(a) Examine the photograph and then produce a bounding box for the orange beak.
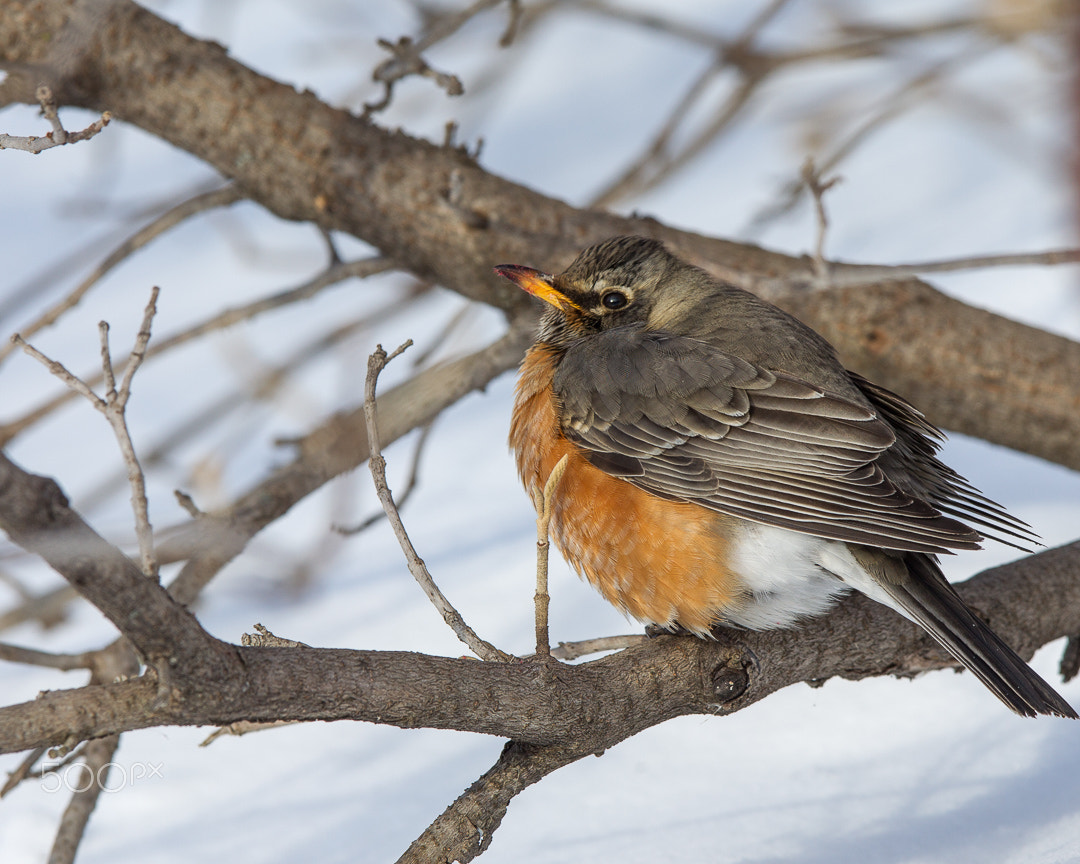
[493,264,582,312]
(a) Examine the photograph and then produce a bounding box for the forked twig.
[13,288,161,578]
[0,85,111,154]
[801,156,841,287]
[364,342,510,662]
[0,256,391,445]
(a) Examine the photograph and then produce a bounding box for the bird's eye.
[601,290,628,310]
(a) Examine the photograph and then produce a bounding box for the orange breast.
[509,344,743,634]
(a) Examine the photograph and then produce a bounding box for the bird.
[495,235,1076,719]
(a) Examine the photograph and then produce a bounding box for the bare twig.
[590,0,791,207]
[551,634,648,661]
[0,85,111,154]
[199,720,298,747]
[0,585,76,634]
[336,420,435,536]
[105,293,158,577]
[13,288,161,578]
[46,735,120,864]
[0,746,48,798]
[83,308,383,518]
[173,490,202,518]
[819,247,1080,288]
[532,454,569,657]
[0,642,92,670]
[748,42,993,233]
[0,185,242,365]
[801,156,841,286]
[365,0,521,113]
[499,0,524,46]
[0,256,392,445]
[364,342,511,663]
[365,36,464,114]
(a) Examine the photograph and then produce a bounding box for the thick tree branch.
[398,740,592,864]
[0,452,234,677]
[3,0,1079,473]
[1,543,1075,756]
[47,735,120,864]
[2,450,1076,757]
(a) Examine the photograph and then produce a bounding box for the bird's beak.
[493,264,582,312]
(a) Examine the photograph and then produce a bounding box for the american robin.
[496,235,1076,718]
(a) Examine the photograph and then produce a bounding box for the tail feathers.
[884,555,1076,719]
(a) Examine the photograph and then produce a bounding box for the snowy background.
[2,1,1079,861]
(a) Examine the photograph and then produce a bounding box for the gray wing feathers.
[553,326,1027,554]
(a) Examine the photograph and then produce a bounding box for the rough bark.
[2,0,1079,472]
[1,451,1077,758]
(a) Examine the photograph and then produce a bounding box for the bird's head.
[495,236,702,347]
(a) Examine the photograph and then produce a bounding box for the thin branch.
[199,720,298,747]
[499,0,524,46]
[552,634,648,662]
[0,85,111,154]
[158,322,533,608]
[801,156,841,287]
[0,746,48,798]
[46,735,120,864]
[0,642,92,670]
[0,585,76,634]
[102,291,158,577]
[363,342,511,663]
[0,185,243,365]
[590,0,792,207]
[821,247,1080,288]
[748,41,994,233]
[365,36,463,114]
[364,0,511,114]
[335,420,435,536]
[14,288,161,578]
[0,256,392,445]
[11,335,104,406]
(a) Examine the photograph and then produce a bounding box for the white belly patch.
[723,522,888,630]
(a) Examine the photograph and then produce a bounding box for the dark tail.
[883,554,1076,718]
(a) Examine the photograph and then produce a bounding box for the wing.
[553,326,1008,555]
